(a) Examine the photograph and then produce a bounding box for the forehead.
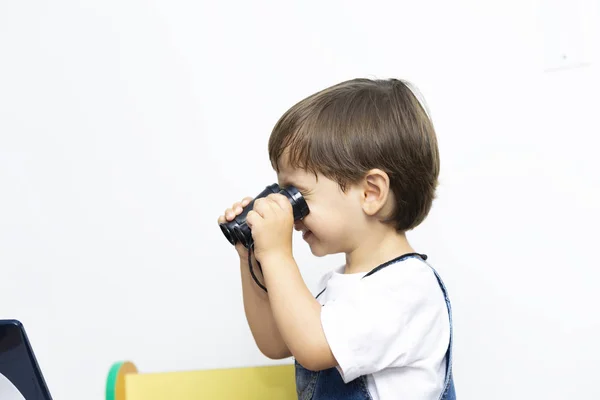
[276,156,315,188]
[276,162,302,185]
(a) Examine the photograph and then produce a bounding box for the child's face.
[277,161,366,257]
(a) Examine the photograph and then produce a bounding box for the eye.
[299,188,312,197]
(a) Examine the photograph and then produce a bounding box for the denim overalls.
[295,253,457,400]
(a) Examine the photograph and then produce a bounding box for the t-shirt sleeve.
[320,262,449,383]
[314,268,336,298]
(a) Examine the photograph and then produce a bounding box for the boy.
[218,78,455,399]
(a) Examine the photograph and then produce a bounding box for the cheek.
[304,204,351,239]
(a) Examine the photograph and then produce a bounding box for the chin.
[307,237,346,257]
[310,249,328,257]
[308,244,328,257]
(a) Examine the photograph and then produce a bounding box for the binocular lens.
[220,224,236,245]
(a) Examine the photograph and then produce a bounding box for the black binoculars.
[219,184,310,249]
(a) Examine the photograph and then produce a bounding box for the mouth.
[302,230,312,241]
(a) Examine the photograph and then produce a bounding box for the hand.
[246,194,294,264]
[218,196,253,259]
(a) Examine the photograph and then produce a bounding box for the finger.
[264,196,281,214]
[260,197,280,218]
[269,193,292,213]
[253,198,267,217]
[246,210,260,228]
[234,197,253,215]
[232,202,244,215]
[217,214,226,224]
[225,208,235,221]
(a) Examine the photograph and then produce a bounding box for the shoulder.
[321,257,447,316]
[363,257,442,295]
[315,264,344,293]
[354,257,449,323]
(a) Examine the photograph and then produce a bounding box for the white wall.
[1,1,599,399]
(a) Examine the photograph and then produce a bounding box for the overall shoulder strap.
[362,253,428,278]
[315,253,428,300]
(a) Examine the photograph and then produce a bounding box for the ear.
[359,169,391,217]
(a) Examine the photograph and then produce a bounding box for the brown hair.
[268,78,439,231]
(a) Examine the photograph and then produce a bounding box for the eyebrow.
[279,179,306,191]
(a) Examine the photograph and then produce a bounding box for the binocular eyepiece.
[219,183,310,249]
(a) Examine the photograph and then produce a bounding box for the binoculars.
[219,184,310,249]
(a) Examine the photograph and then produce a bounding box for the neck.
[344,228,414,274]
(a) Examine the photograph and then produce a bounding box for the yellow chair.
[106,361,297,400]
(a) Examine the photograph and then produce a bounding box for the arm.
[245,194,337,371]
[218,197,290,360]
[260,253,337,371]
[239,252,292,360]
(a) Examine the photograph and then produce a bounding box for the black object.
[219,183,309,249]
[219,183,309,293]
[0,319,53,400]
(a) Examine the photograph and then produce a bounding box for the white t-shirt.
[318,256,450,400]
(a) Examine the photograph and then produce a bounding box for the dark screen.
[0,321,52,400]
